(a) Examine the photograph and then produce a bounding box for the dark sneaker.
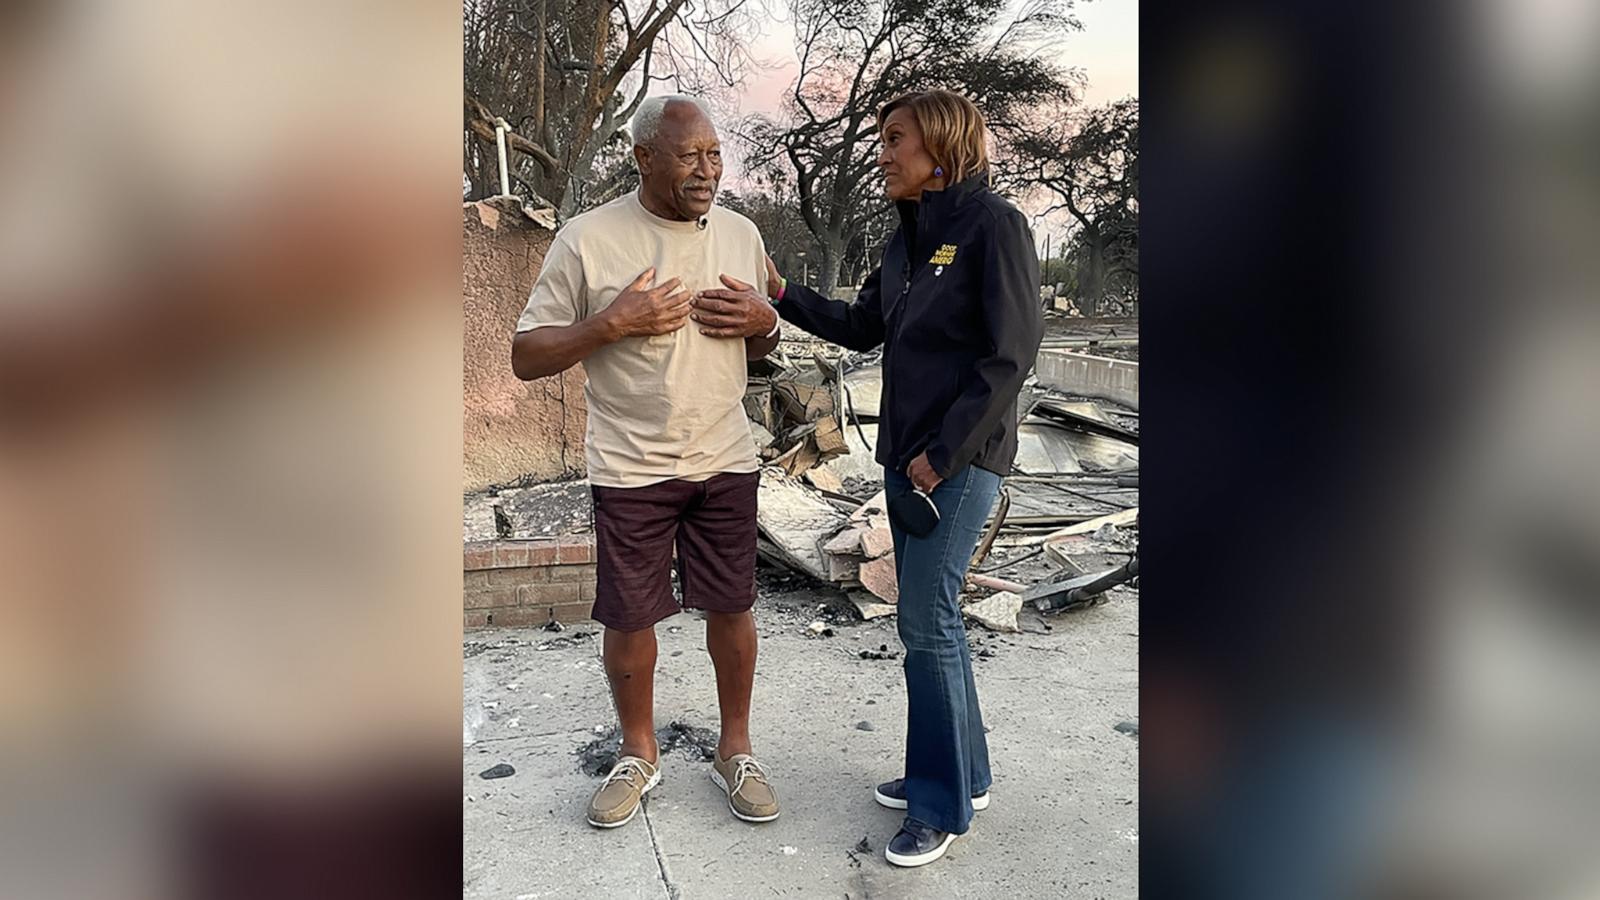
[884,817,958,867]
[873,778,990,811]
[586,756,660,828]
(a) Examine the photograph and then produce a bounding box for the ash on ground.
[576,721,721,777]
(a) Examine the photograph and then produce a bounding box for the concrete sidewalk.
[463,586,1138,899]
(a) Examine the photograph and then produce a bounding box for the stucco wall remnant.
[463,199,586,491]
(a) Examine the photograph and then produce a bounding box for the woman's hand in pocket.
[907,452,943,493]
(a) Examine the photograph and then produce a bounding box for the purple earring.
[934,166,944,177]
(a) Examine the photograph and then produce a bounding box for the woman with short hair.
[764,89,1043,866]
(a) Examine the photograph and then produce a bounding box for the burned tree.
[464,0,758,215]
[742,0,1081,296]
[1017,98,1138,315]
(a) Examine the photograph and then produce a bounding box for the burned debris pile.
[749,337,1139,632]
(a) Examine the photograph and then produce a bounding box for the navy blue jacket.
[777,173,1043,479]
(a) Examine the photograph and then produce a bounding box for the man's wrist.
[760,302,780,339]
[591,308,623,343]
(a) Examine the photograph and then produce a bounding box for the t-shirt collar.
[631,189,707,233]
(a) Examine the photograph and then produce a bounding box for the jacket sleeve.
[924,210,1043,478]
[775,266,887,352]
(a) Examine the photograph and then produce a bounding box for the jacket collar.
[895,170,990,242]
[923,170,990,210]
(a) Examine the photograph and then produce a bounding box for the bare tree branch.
[465,93,561,176]
[468,0,754,209]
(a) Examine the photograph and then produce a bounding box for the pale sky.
[724,0,1137,119]
[654,0,1138,247]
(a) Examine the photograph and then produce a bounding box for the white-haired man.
[512,96,783,829]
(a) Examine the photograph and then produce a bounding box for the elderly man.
[512,95,782,829]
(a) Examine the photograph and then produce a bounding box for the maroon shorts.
[589,471,760,632]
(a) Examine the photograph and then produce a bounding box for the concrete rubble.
[745,329,1140,630]
[963,591,1026,633]
[846,591,897,620]
[755,470,849,582]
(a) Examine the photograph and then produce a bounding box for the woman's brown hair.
[877,90,991,184]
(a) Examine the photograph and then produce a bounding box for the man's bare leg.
[705,609,757,758]
[603,625,659,763]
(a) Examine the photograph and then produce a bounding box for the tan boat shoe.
[710,752,780,823]
[587,755,660,829]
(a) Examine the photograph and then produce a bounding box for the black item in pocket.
[888,486,940,538]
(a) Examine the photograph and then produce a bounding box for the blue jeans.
[885,464,1002,835]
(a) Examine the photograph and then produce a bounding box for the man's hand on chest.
[597,266,692,339]
[690,274,778,339]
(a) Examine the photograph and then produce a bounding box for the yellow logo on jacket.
[929,244,958,265]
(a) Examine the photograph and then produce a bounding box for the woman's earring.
[934,166,944,178]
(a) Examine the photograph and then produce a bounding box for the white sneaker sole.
[709,769,780,823]
[587,769,661,829]
[873,787,991,812]
[885,831,958,867]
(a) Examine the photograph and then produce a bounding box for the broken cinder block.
[859,524,894,560]
[824,553,860,582]
[857,554,899,604]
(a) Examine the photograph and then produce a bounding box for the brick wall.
[463,535,597,629]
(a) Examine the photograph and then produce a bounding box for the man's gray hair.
[631,95,713,148]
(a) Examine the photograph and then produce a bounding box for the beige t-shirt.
[515,191,768,488]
